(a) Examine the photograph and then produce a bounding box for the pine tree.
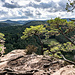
[21,25,47,54]
[47,17,75,45]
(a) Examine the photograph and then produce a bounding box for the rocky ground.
[0,49,75,75]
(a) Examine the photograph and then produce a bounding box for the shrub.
[26,45,38,54]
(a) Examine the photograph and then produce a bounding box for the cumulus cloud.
[25,10,33,17]
[0,10,8,15]
[0,16,28,20]
[1,0,5,2]
[28,1,57,9]
[58,0,68,11]
[34,0,41,2]
[0,0,74,21]
[35,10,41,15]
[3,2,21,8]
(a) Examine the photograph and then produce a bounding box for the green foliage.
[26,45,38,54]
[0,33,5,40]
[47,17,67,25]
[66,0,75,12]
[23,21,48,26]
[0,33,5,53]
[0,19,74,57]
[47,17,75,45]
[47,17,74,31]
[0,33,5,55]
[21,25,47,39]
[55,35,68,43]
[21,24,48,55]
[0,44,3,47]
[0,48,2,52]
[0,22,23,27]
[63,42,75,51]
[48,41,62,58]
[42,39,57,45]
[0,22,10,27]
[47,17,67,36]
[44,40,75,58]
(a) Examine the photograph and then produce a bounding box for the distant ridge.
[62,18,75,21]
[0,20,27,24]
[0,18,75,27]
[23,20,49,26]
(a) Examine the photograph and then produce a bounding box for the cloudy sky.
[0,0,75,21]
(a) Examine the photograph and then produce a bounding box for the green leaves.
[47,17,67,26]
[47,17,67,25]
[21,17,75,56]
[66,0,75,12]
[47,17,75,45]
[21,25,47,39]
[63,42,75,51]
[44,40,75,58]
[0,48,2,52]
[0,33,5,53]
[0,33,5,40]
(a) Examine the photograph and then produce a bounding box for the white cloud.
[52,0,60,2]
[18,0,30,6]
[0,0,75,21]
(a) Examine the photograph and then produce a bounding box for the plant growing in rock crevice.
[26,45,38,54]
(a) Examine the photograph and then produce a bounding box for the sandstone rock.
[52,65,75,75]
[0,49,74,75]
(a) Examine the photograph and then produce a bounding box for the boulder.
[52,65,75,75]
[0,49,75,75]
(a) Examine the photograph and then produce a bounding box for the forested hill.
[0,22,11,27]
[0,20,27,27]
[0,21,48,33]
[0,20,49,54]
[0,19,74,54]
[0,22,23,27]
[23,20,49,26]
[0,18,75,27]
[0,20,48,27]
[62,18,75,21]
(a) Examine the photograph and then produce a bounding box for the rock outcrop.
[0,49,75,75]
[52,65,75,75]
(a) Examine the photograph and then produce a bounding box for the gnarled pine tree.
[21,25,47,55]
[47,17,75,45]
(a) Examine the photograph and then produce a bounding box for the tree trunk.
[35,34,44,55]
[57,24,75,45]
[60,54,75,65]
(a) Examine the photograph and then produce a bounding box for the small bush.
[26,45,38,54]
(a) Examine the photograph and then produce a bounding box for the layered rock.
[0,49,75,75]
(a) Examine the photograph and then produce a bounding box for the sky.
[0,0,75,21]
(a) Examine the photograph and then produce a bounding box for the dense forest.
[0,21,49,54]
[0,19,75,61]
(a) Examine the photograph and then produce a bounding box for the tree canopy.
[21,25,47,39]
[0,33,5,40]
[47,17,75,45]
[66,0,75,12]
[21,25,47,54]
[21,17,75,56]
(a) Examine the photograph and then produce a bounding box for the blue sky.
[0,0,75,21]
